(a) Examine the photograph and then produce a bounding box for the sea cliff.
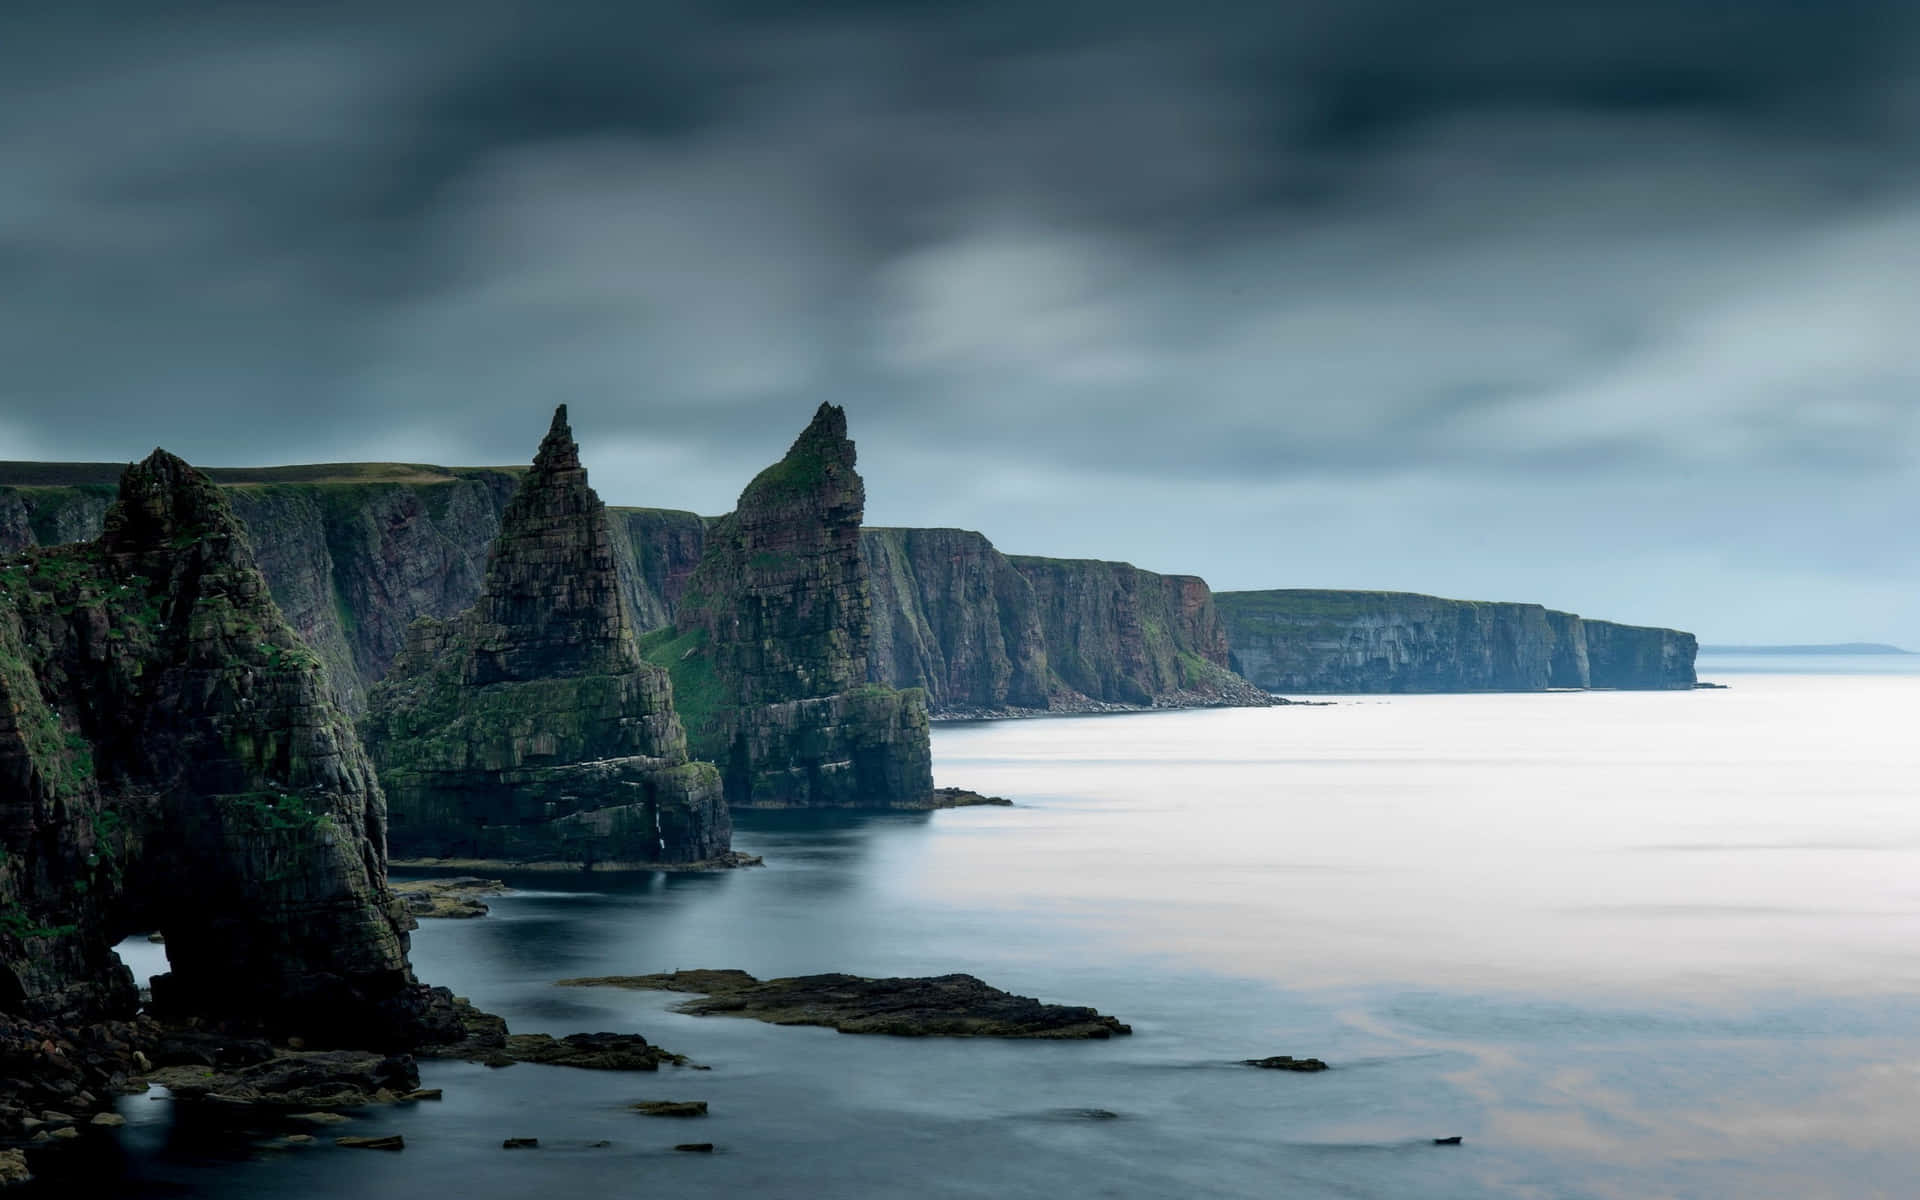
[360,409,729,863]
[1216,589,1697,692]
[0,450,449,1047]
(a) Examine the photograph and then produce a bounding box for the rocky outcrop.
[360,408,729,864]
[0,449,450,1053]
[558,969,1133,1038]
[649,404,936,807]
[1216,589,1697,692]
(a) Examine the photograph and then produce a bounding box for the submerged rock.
[558,970,1132,1039]
[1243,1056,1329,1072]
[145,1048,419,1108]
[335,1135,404,1151]
[391,877,508,920]
[631,1100,707,1117]
[898,788,1012,810]
[499,1032,687,1072]
[362,407,730,866]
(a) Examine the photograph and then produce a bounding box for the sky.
[3,1,1918,645]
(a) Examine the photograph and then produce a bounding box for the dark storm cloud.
[3,0,1919,640]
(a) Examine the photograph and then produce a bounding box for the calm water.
[102,669,1920,1199]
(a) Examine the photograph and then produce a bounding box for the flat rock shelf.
[557,970,1132,1039]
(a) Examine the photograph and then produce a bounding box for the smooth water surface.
[108,672,1920,1199]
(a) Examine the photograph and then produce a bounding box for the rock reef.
[557,969,1132,1039]
[1217,589,1697,693]
[360,408,729,864]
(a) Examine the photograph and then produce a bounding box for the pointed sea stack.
[0,448,440,1046]
[647,404,935,807]
[361,407,730,863]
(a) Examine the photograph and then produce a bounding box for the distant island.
[1700,643,1913,655]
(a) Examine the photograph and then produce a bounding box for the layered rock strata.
[1216,589,1697,692]
[1007,555,1273,711]
[0,449,445,1049]
[360,408,728,862]
[648,404,935,807]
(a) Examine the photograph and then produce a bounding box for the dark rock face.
[558,969,1133,1039]
[1584,620,1698,689]
[609,508,710,633]
[653,405,935,808]
[361,408,729,864]
[1216,589,1697,692]
[1009,556,1272,710]
[862,529,1269,715]
[862,527,1053,712]
[0,450,443,1050]
[1,467,518,716]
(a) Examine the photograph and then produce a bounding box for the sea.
[99,654,1920,1199]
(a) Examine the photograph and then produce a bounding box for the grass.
[637,626,728,747]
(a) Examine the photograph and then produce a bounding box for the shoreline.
[389,851,764,874]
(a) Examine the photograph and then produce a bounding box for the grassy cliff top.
[1214,588,1541,620]
[0,461,524,488]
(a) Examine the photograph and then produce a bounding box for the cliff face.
[1216,589,1697,692]
[2,466,519,716]
[1007,556,1272,709]
[0,451,443,1047]
[361,408,728,862]
[862,527,1053,712]
[1584,620,1698,689]
[4,470,1273,719]
[609,507,711,634]
[652,404,935,808]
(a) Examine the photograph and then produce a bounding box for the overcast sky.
[4,1,1918,644]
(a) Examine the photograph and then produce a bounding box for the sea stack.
[647,404,936,807]
[361,407,730,862]
[0,449,438,1046]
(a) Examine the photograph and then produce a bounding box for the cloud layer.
[4,0,1918,641]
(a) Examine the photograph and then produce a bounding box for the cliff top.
[0,461,522,488]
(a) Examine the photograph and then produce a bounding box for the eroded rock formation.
[360,407,729,862]
[1216,589,1697,692]
[647,404,936,807]
[0,449,445,1049]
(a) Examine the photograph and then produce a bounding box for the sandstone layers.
[1216,589,1698,692]
[360,408,729,861]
